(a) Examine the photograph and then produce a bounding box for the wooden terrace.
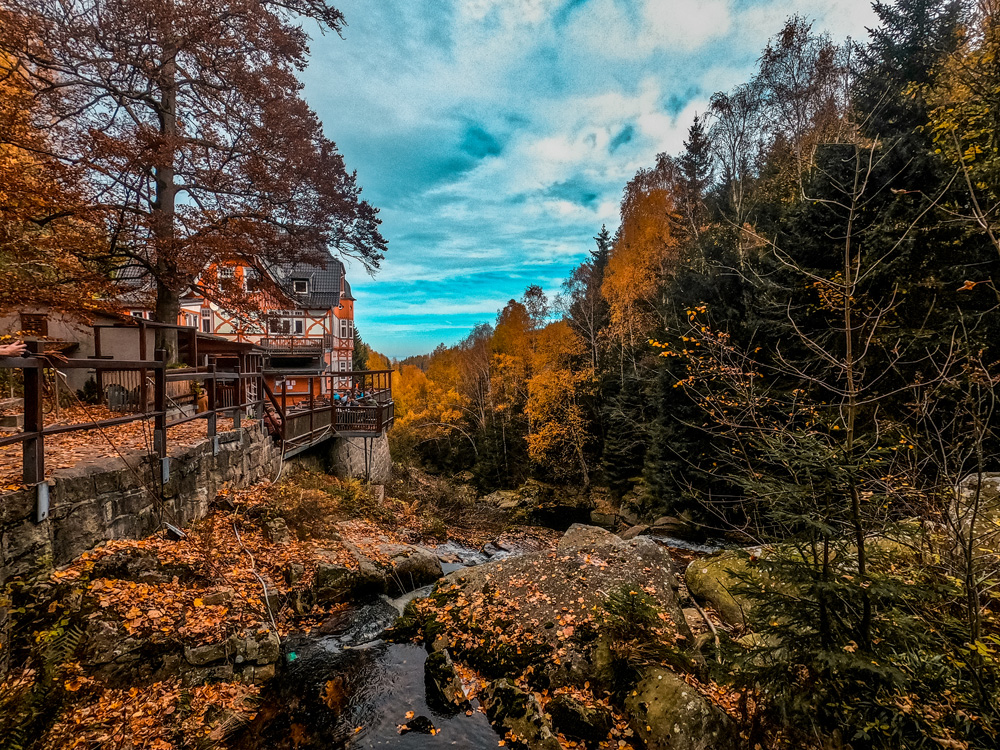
[0,344,393,513]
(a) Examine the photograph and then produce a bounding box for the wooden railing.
[260,370,394,457]
[0,343,267,495]
[258,336,329,354]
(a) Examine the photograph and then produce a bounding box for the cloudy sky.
[301,0,878,358]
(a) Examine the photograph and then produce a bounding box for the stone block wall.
[0,425,281,670]
[328,433,392,484]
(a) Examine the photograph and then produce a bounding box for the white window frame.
[293,279,309,295]
[219,266,235,279]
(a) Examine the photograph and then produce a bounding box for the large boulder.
[420,524,691,689]
[313,542,444,602]
[684,552,754,629]
[624,667,738,750]
[312,547,385,603]
[380,544,444,596]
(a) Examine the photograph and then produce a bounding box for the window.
[184,313,198,328]
[219,266,235,279]
[20,314,48,336]
[339,318,349,339]
[244,268,259,292]
[201,308,212,334]
[339,359,348,371]
[130,310,145,318]
[292,279,309,295]
[293,319,304,335]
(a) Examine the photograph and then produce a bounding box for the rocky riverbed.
[1,470,747,749]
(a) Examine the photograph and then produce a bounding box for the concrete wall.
[328,433,391,484]
[0,424,282,671]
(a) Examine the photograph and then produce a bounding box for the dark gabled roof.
[112,264,156,306]
[271,255,345,310]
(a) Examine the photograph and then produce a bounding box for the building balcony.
[259,335,332,354]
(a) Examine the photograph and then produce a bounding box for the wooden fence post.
[233,364,242,430]
[22,341,43,486]
[280,378,287,441]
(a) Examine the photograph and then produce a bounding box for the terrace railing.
[0,343,267,497]
[258,336,327,354]
[260,369,394,457]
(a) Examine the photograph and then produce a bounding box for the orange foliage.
[602,156,683,348]
[0,53,109,311]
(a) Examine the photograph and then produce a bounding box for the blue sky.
[301,0,877,358]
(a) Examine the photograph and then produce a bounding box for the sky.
[300,0,879,358]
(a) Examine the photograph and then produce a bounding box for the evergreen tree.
[678,114,714,246]
[353,328,371,370]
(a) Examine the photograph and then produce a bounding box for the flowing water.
[235,532,724,749]
[235,543,505,750]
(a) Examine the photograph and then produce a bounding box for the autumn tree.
[522,320,593,483]
[756,16,850,172]
[602,154,683,367]
[0,54,107,310]
[0,0,386,356]
[925,0,1000,257]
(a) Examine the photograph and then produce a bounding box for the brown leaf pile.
[41,679,260,750]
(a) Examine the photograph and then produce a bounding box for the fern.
[0,621,85,750]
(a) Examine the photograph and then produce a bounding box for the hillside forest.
[384,1,1000,746]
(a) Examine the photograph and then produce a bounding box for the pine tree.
[353,328,371,370]
[678,115,714,246]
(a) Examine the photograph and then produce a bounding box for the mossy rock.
[481,679,561,750]
[424,649,471,712]
[685,547,808,629]
[685,552,756,629]
[624,668,738,750]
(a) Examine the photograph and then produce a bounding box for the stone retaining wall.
[0,425,281,671]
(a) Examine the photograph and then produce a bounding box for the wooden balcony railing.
[261,370,395,456]
[0,343,269,515]
[259,336,332,354]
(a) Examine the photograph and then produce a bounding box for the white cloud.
[641,0,732,51]
[306,0,885,356]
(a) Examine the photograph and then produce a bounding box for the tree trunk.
[152,38,180,362]
[843,145,871,648]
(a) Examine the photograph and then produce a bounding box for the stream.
[234,534,722,749]
[234,542,514,750]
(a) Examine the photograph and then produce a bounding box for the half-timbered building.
[175,256,355,405]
